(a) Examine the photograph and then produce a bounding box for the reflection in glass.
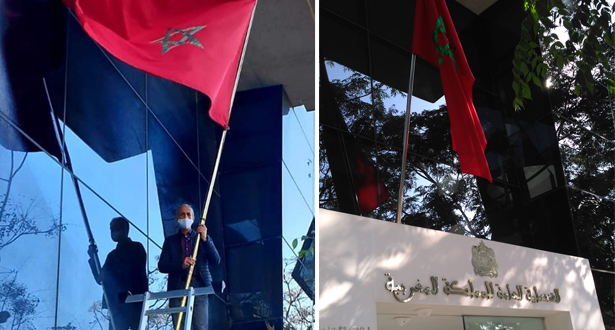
[463,316,545,330]
[568,188,614,272]
[226,239,282,325]
[58,174,152,330]
[558,123,615,200]
[0,147,61,330]
[592,271,614,329]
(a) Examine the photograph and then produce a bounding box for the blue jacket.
[158,230,221,290]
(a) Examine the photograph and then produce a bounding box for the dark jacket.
[158,230,221,290]
[101,239,148,309]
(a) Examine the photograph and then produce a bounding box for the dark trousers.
[170,277,209,330]
[108,302,142,330]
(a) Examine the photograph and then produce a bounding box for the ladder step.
[146,306,189,316]
[126,286,215,303]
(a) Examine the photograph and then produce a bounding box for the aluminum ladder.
[126,286,214,330]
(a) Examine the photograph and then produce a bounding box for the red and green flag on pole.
[64,0,257,129]
[412,0,493,183]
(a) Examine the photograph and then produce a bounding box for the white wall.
[318,209,605,330]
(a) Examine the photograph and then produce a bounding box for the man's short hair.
[111,217,130,233]
[176,203,195,219]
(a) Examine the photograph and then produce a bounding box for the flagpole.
[174,2,258,329]
[396,54,416,224]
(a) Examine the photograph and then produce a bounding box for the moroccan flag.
[412,0,492,182]
[64,0,257,128]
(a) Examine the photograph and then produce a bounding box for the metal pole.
[44,78,119,330]
[396,54,417,224]
[174,1,258,329]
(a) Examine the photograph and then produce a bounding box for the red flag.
[412,0,492,182]
[355,158,391,214]
[64,0,256,128]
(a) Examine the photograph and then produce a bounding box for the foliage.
[0,151,64,330]
[0,273,39,330]
[547,44,614,328]
[319,63,489,237]
[513,0,614,110]
[282,259,313,330]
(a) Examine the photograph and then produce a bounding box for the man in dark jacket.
[101,217,148,330]
[158,204,221,330]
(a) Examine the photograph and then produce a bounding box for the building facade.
[319,0,613,328]
[0,1,315,329]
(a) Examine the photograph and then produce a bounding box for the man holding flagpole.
[63,0,257,327]
[158,204,221,330]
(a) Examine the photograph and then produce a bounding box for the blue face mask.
[178,218,194,230]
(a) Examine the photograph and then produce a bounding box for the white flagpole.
[174,2,258,329]
[396,54,416,224]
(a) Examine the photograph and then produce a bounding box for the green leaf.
[585,80,594,94]
[521,82,532,100]
[556,56,564,70]
[292,239,298,249]
[609,85,615,94]
[529,41,539,49]
[520,62,529,76]
[574,85,581,97]
[513,97,525,111]
[531,57,539,69]
[513,81,520,95]
[532,75,542,89]
[538,63,548,78]
[525,72,533,83]
[298,250,306,258]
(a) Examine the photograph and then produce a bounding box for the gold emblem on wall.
[471,241,498,278]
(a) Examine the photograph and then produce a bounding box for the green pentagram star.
[151,26,206,54]
[432,16,458,72]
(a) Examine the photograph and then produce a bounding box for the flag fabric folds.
[412,0,493,182]
[64,0,256,128]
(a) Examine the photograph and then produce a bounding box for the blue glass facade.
[0,3,314,330]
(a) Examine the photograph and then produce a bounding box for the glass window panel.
[0,143,61,330]
[293,106,315,151]
[321,60,375,142]
[226,239,282,324]
[463,316,545,330]
[148,109,212,238]
[58,176,151,330]
[522,188,578,256]
[147,76,202,167]
[283,106,315,214]
[401,154,489,238]
[568,188,614,272]
[557,120,614,200]
[406,104,457,165]
[231,319,283,330]
[219,164,281,245]
[282,167,314,253]
[319,129,391,218]
[62,125,148,235]
[591,271,614,330]
[283,238,314,330]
